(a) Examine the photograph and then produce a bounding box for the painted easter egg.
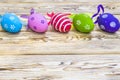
[73,13,94,33]
[49,13,72,33]
[98,13,120,33]
[69,13,92,30]
[1,13,22,33]
[21,9,48,33]
[92,4,120,33]
[28,13,48,33]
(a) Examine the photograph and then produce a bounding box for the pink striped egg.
[48,13,72,33]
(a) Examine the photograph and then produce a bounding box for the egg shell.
[69,13,92,30]
[73,13,94,33]
[1,13,22,33]
[98,13,120,33]
[50,13,72,33]
[28,13,48,33]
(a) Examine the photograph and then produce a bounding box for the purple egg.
[28,13,48,33]
[92,4,120,33]
[21,9,48,33]
[98,13,120,33]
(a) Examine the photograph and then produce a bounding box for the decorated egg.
[98,13,120,33]
[92,4,120,33]
[73,13,94,33]
[69,13,92,30]
[47,12,72,33]
[0,13,22,33]
[21,9,48,33]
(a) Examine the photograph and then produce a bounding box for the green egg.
[73,13,94,33]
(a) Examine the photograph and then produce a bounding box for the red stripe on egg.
[52,13,67,30]
[64,23,71,32]
[51,13,61,26]
[55,16,68,31]
[53,14,65,30]
[56,16,68,31]
[50,13,71,32]
[59,19,71,32]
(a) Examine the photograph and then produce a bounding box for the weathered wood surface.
[0,55,120,80]
[1,31,120,55]
[0,0,120,80]
[0,0,120,54]
[0,2,120,15]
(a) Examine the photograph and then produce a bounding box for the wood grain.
[0,31,120,55]
[0,55,120,80]
[0,0,120,80]
[0,3,119,15]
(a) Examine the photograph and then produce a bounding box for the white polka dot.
[110,22,116,28]
[85,24,90,30]
[4,24,8,29]
[76,20,81,25]
[10,25,15,30]
[100,25,105,30]
[9,16,15,20]
[102,14,108,18]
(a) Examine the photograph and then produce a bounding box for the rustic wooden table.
[0,0,120,80]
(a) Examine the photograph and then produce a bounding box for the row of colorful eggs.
[0,4,120,33]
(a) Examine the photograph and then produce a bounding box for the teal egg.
[1,13,22,33]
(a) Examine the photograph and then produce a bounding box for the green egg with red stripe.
[73,13,94,33]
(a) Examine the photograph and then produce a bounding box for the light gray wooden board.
[0,2,119,14]
[0,55,120,80]
[0,0,120,80]
[0,31,120,54]
[0,0,120,3]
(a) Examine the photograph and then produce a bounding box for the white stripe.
[51,13,59,24]
[52,14,64,29]
[63,23,71,32]
[52,13,62,25]
[55,16,67,30]
[59,19,70,32]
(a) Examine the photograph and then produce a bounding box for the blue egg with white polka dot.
[0,13,22,33]
[98,13,120,33]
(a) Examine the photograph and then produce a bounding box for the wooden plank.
[1,0,120,3]
[0,3,119,15]
[0,31,119,55]
[0,55,120,80]
[0,0,119,80]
